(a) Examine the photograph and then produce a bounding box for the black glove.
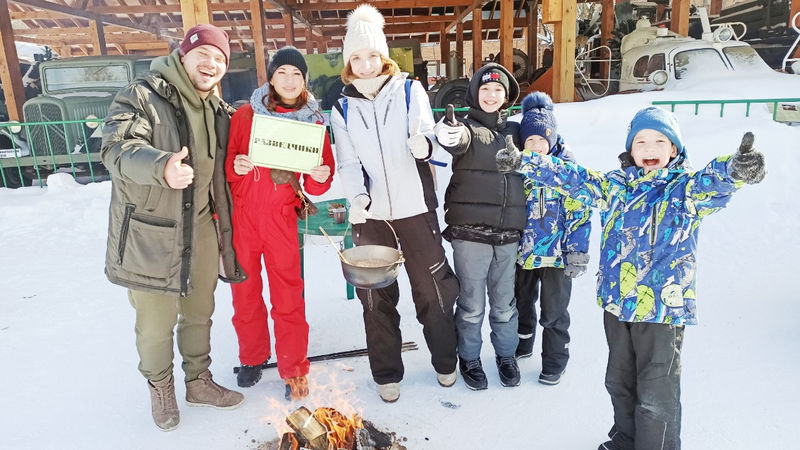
[496,135,522,172]
[730,132,766,184]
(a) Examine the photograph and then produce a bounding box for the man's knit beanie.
[268,46,308,82]
[519,92,558,150]
[343,4,389,62]
[179,24,230,67]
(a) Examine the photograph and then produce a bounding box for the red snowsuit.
[226,103,334,379]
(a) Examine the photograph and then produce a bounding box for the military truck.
[0,53,258,187]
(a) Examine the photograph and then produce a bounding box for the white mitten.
[348,195,371,225]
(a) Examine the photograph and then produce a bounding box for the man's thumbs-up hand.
[730,132,766,184]
[164,146,194,189]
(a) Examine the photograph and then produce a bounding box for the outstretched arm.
[686,132,766,216]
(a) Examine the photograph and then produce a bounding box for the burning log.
[273,407,405,450]
[285,406,329,450]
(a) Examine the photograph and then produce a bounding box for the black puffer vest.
[443,108,526,245]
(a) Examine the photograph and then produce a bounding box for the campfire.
[266,406,404,450]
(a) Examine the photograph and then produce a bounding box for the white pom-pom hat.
[343,4,389,62]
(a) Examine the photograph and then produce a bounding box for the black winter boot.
[236,360,269,388]
[597,441,623,450]
[459,358,488,390]
[515,337,533,359]
[496,356,521,387]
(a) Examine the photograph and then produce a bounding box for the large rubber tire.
[493,49,531,83]
[432,78,470,121]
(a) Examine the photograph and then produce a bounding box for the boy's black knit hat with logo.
[466,63,519,109]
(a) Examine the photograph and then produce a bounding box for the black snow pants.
[603,311,684,450]
[352,211,459,385]
[514,265,572,374]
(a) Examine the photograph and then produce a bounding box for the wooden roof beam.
[9,0,181,37]
[297,0,475,12]
[445,0,482,33]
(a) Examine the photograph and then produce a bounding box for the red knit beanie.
[180,24,230,67]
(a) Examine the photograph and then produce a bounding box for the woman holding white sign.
[225,46,334,400]
[330,4,460,403]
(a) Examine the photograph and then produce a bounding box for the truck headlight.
[649,70,669,86]
[85,114,100,129]
[8,121,22,134]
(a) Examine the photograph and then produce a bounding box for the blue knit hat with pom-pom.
[519,92,558,150]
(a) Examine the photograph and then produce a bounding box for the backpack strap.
[332,97,348,125]
[405,79,412,111]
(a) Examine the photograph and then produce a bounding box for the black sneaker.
[538,369,565,385]
[515,337,533,359]
[496,356,521,387]
[236,360,268,388]
[459,358,488,390]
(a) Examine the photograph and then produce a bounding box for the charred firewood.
[286,407,328,450]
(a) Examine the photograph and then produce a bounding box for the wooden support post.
[527,0,538,70]
[545,0,576,103]
[284,14,295,47]
[472,5,482,74]
[179,0,213,30]
[456,18,464,77]
[0,0,26,121]
[440,22,449,77]
[709,0,723,16]
[600,0,614,81]
[250,0,268,85]
[89,19,107,55]
[670,0,690,37]
[500,0,514,72]
[792,0,800,58]
[306,27,314,54]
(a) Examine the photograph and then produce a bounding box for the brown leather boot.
[284,376,309,401]
[147,374,180,431]
[185,370,244,410]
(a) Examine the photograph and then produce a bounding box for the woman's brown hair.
[262,82,309,112]
[341,55,401,85]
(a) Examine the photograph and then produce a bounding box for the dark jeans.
[353,212,459,384]
[514,265,572,374]
[603,311,684,450]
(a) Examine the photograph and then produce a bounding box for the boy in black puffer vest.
[434,63,525,390]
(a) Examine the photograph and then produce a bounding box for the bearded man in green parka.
[101,24,246,431]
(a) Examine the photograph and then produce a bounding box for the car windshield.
[674,49,729,79]
[43,64,130,92]
[723,46,772,73]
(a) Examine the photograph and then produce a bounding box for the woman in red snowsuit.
[225,46,334,399]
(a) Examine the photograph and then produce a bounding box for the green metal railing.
[652,98,800,120]
[0,118,105,188]
[2,105,526,189]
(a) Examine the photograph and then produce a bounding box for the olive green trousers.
[128,218,219,383]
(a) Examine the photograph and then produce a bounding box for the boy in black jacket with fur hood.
[434,63,525,390]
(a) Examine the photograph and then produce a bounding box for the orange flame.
[313,407,364,449]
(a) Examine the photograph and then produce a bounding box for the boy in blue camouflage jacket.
[497,106,766,450]
[513,93,592,387]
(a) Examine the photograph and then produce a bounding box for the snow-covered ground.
[1,73,799,449]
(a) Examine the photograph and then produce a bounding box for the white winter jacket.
[331,76,439,220]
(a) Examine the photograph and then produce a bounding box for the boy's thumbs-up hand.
[444,104,458,126]
[730,131,766,184]
[434,103,464,148]
[164,146,194,189]
[496,135,522,173]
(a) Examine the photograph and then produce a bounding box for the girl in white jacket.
[330,4,459,403]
